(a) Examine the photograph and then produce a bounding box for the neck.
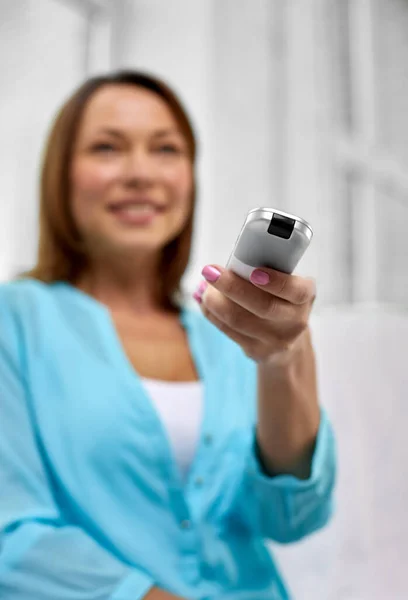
[76,252,168,315]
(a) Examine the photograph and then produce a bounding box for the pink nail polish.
[250,269,270,285]
[193,292,202,304]
[202,266,221,282]
[198,281,208,295]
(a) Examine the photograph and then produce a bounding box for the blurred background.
[1,0,407,597]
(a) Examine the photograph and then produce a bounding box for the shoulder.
[0,279,68,349]
[0,278,58,318]
[0,279,52,358]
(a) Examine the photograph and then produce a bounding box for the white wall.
[0,0,112,281]
[110,0,215,293]
[0,0,87,279]
[274,307,408,600]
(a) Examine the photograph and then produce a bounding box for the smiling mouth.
[108,202,164,224]
[111,203,158,213]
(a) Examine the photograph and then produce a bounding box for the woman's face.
[70,84,193,260]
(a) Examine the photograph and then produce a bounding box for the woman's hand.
[194,264,320,478]
[194,265,316,364]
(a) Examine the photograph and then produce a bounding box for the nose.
[122,148,156,187]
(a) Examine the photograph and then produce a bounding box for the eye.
[156,144,182,154]
[91,142,117,153]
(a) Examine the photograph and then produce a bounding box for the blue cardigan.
[0,280,336,600]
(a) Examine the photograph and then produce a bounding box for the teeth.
[117,204,156,213]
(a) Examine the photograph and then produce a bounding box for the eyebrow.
[94,127,182,139]
[94,128,124,139]
[152,128,182,138]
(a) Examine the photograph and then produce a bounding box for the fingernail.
[202,266,221,283]
[250,269,270,285]
[193,292,202,304]
[198,281,208,295]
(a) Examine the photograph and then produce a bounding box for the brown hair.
[25,70,198,312]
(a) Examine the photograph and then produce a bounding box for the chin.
[91,215,187,258]
[105,232,173,257]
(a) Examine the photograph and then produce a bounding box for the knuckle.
[273,271,288,295]
[279,339,294,354]
[202,305,213,323]
[286,280,303,304]
[292,324,305,340]
[275,328,295,348]
[295,279,316,305]
[244,342,262,361]
[295,287,309,305]
[216,319,229,334]
[222,275,236,296]
[257,294,273,319]
[205,308,226,332]
[289,319,307,340]
[300,313,310,330]
[226,306,246,330]
[299,319,309,335]
[298,305,311,329]
[264,296,279,319]
[203,288,219,313]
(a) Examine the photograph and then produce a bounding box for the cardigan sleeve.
[216,342,337,544]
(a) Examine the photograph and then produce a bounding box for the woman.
[0,71,336,600]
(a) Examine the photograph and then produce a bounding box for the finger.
[249,268,316,305]
[199,300,269,361]
[200,265,308,320]
[201,285,284,341]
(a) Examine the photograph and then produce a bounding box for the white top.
[141,378,204,481]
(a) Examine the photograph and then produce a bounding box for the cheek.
[72,161,113,198]
[71,162,115,221]
[164,164,193,206]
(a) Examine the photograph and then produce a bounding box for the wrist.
[257,327,311,372]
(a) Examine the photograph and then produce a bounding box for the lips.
[108,198,165,212]
[107,198,164,225]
